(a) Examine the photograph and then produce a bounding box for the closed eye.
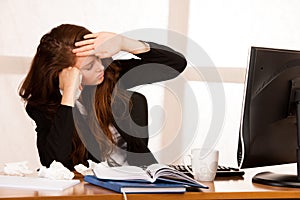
[86,63,93,70]
[82,61,94,71]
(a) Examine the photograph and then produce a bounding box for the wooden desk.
[1,164,300,200]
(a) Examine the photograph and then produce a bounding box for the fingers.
[72,34,97,56]
[73,44,95,53]
[83,33,99,39]
[73,32,116,57]
[59,67,71,89]
[59,66,81,87]
[79,84,83,91]
[73,33,98,50]
[74,38,96,47]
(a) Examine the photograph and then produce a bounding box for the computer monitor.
[237,46,300,187]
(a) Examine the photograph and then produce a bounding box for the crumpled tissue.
[38,160,74,180]
[74,160,98,176]
[3,161,33,176]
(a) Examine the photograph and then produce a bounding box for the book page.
[92,164,207,188]
[146,163,190,180]
[146,163,173,178]
[146,164,205,187]
[93,164,152,182]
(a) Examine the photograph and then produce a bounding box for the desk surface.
[1,164,300,200]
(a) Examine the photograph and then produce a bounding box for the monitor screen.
[238,46,300,169]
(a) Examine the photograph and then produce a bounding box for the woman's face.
[75,56,105,85]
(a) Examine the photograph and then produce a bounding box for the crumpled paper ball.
[38,160,74,180]
[74,160,98,176]
[4,161,33,176]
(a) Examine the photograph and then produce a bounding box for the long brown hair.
[19,24,128,166]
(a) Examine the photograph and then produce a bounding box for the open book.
[92,163,207,188]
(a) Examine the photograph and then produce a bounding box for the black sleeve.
[116,42,187,89]
[26,105,74,169]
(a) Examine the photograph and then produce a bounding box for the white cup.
[183,148,219,181]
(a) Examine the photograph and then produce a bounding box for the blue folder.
[84,175,187,194]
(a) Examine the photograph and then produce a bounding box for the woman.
[19,24,186,170]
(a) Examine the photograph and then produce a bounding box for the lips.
[97,72,104,79]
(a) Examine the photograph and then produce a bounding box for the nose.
[95,59,104,72]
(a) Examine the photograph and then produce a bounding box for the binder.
[84,175,186,194]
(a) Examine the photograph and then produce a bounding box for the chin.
[96,77,104,85]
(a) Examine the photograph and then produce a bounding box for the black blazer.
[26,42,187,169]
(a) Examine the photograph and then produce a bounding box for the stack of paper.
[0,175,80,191]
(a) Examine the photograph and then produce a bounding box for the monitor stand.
[253,171,300,188]
[252,89,300,188]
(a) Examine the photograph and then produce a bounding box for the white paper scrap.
[38,160,74,180]
[74,160,98,176]
[4,161,33,176]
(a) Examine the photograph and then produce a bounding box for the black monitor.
[237,46,300,187]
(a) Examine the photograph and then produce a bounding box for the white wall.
[0,73,40,169]
[0,0,169,57]
[188,0,300,68]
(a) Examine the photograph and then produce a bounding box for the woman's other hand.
[59,67,82,107]
[72,32,150,57]
[72,32,122,58]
